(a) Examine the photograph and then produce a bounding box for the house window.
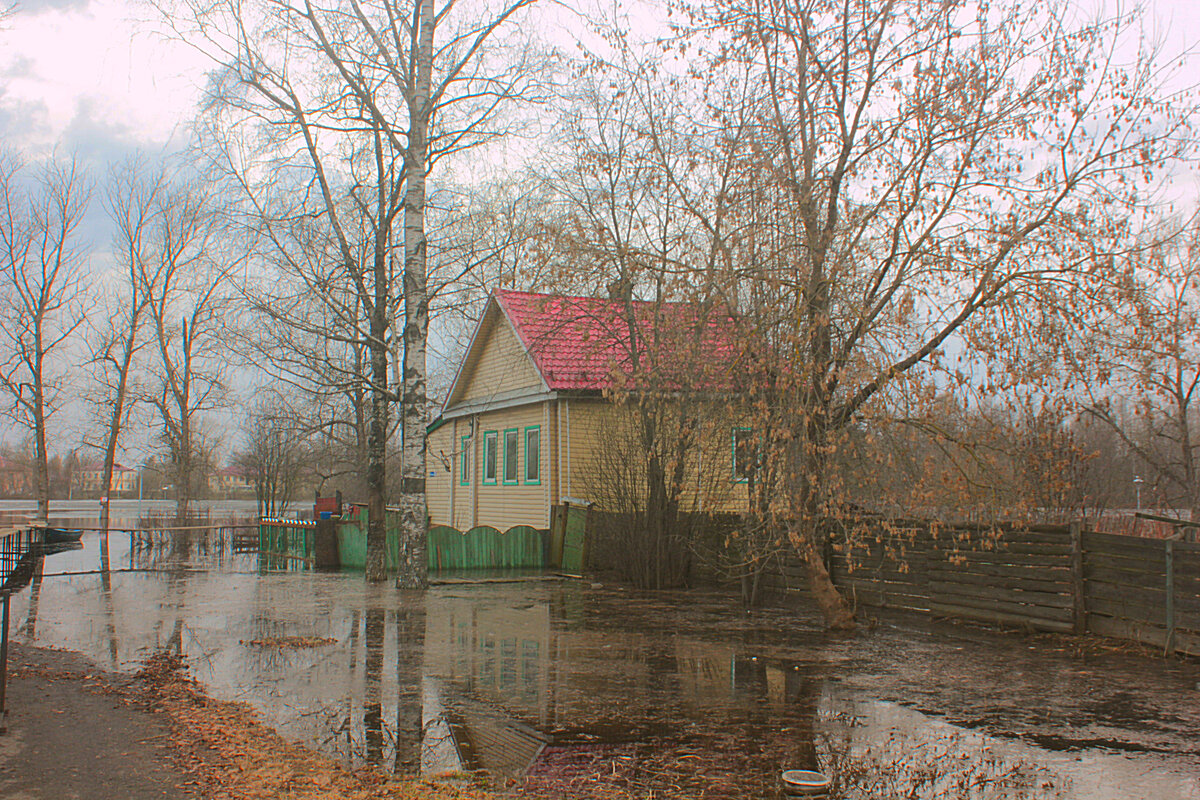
[733,427,754,483]
[483,431,498,484]
[460,435,471,486]
[524,426,540,484]
[503,429,520,484]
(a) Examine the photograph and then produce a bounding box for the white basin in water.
[781,769,831,796]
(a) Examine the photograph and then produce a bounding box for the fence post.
[1070,521,1086,635]
[1165,539,1176,656]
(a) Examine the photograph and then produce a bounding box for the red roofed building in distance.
[210,465,254,497]
[426,289,752,533]
[75,461,138,496]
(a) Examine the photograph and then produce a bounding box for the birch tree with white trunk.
[164,0,545,583]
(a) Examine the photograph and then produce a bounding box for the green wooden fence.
[264,508,551,572]
[260,502,592,573]
[428,524,546,570]
[258,519,316,571]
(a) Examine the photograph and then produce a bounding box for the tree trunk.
[100,325,138,533]
[791,522,854,630]
[394,0,434,590]
[34,406,49,521]
[364,332,390,581]
[176,414,192,522]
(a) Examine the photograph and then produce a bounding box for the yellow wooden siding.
[431,394,748,529]
[563,398,748,514]
[426,424,455,526]
[427,403,552,531]
[456,316,543,405]
[452,417,476,531]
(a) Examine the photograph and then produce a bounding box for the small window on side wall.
[483,431,498,484]
[733,427,754,483]
[503,429,520,484]
[525,427,540,484]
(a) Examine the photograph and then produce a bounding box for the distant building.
[0,456,31,497]
[210,465,253,496]
[75,461,138,497]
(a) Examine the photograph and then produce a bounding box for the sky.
[0,0,1195,245]
[2,0,1195,173]
[0,0,1198,459]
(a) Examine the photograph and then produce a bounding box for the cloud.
[60,96,143,164]
[0,93,55,151]
[12,0,92,15]
[2,56,35,80]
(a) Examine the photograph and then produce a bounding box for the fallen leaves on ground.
[238,636,338,649]
[116,651,496,800]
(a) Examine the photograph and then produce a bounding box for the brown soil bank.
[0,642,492,800]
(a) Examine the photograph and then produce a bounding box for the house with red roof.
[75,461,138,496]
[210,464,253,497]
[426,289,750,532]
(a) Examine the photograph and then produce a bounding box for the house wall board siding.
[457,316,543,404]
[563,398,747,514]
[452,417,476,531]
[428,403,551,531]
[547,400,559,508]
[427,424,454,526]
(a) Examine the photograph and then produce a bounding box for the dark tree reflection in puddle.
[20,554,43,638]
[393,598,424,774]
[363,604,385,766]
[99,531,118,667]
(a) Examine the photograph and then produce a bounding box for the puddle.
[3,501,1199,799]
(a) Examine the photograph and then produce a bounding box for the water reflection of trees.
[127,516,248,572]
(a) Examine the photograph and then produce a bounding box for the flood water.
[3,501,1199,799]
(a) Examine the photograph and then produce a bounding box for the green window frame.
[482,430,498,485]
[524,426,541,484]
[460,435,471,486]
[732,427,753,483]
[503,428,520,485]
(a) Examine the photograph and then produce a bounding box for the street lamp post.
[1133,475,1144,511]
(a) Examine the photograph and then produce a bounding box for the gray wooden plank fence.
[770,520,1199,657]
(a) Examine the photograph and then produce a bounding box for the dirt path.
[0,642,185,799]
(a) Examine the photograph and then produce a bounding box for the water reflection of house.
[426,289,748,532]
[422,588,818,778]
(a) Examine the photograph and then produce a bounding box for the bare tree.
[236,394,306,517]
[140,181,231,519]
[1073,224,1200,521]
[84,158,163,529]
[0,154,90,519]
[165,0,546,583]
[639,0,1195,628]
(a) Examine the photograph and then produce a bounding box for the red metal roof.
[492,289,739,392]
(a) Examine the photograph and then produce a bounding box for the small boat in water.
[38,540,83,555]
[41,527,84,544]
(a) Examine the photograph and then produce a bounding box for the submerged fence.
[768,521,1200,657]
